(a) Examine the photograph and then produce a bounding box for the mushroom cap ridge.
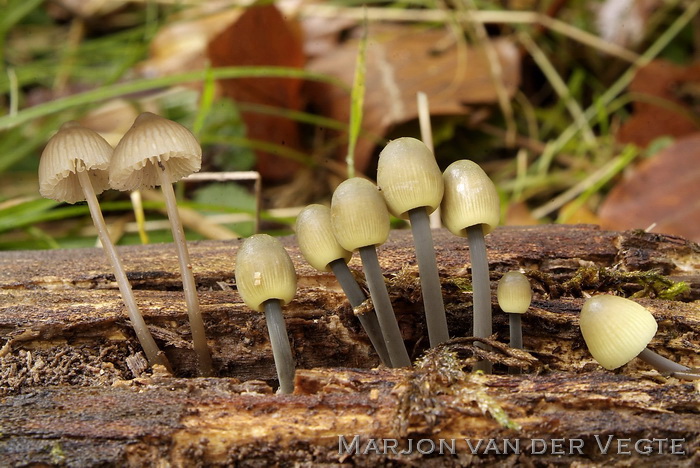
[579,295,658,370]
[110,112,201,190]
[235,234,297,312]
[376,137,444,219]
[39,121,113,203]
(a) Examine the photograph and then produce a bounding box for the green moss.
[526,266,690,300]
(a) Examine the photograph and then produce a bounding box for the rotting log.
[0,225,699,466]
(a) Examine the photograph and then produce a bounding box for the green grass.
[0,1,697,250]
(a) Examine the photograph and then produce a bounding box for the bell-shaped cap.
[441,160,499,237]
[497,271,532,314]
[110,112,201,190]
[38,121,112,204]
[331,178,390,251]
[296,204,352,272]
[579,295,658,370]
[235,234,297,312]
[376,137,444,219]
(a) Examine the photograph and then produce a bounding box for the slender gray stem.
[330,259,391,366]
[264,299,296,393]
[467,225,492,373]
[359,246,411,367]
[509,313,522,349]
[78,170,171,372]
[409,208,449,347]
[637,348,699,380]
[508,313,523,375]
[159,169,214,377]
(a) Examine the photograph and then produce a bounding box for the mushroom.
[496,271,532,350]
[331,178,411,368]
[110,112,213,376]
[441,160,500,372]
[580,295,699,380]
[296,204,391,366]
[39,121,170,371]
[376,137,449,347]
[235,234,297,393]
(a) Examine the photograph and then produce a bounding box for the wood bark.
[0,225,699,466]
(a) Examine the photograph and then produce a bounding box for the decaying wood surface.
[1,225,699,466]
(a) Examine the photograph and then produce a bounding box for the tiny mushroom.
[497,271,532,350]
[331,178,411,368]
[296,204,391,366]
[441,160,500,373]
[377,137,449,347]
[580,295,699,380]
[39,121,170,371]
[110,112,213,376]
[235,234,297,393]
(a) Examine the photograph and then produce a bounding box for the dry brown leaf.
[306,24,520,173]
[207,4,306,182]
[599,132,700,242]
[616,59,700,148]
[136,9,242,80]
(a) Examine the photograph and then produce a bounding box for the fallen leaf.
[599,132,700,242]
[306,24,520,173]
[207,4,306,181]
[616,59,700,148]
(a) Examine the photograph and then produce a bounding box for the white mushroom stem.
[637,348,700,380]
[263,299,296,393]
[329,259,391,366]
[408,207,449,347]
[77,169,171,372]
[466,224,492,373]
[158,168,214,377]
[358,246,411,368]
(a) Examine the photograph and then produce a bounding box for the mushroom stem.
[158,169,214,377]
[77,169,171,372]
[358,246,411,367]
[408,207,449,347]
[508,313,522,375]
[637,348,700,380]
[329,259,391,366]
[263,299,296,393]
[466,224,492,373]
[509,313,522,349]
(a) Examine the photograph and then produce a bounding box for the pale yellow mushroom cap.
[235,234,297,312]
[440,160,500,237]
[110,112,201,190]
[330,178,390,251]
[497,271,532,314]
[579,295,658,370]
[296,204,352,272]
[38,121,113,204]
[376,137,444,219]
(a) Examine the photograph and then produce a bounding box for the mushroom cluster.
[41,119,698,390]
[292,137,503,373]
[39,114,213,377]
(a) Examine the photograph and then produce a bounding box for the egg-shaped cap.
[441,160,499,237]
[38,121,112,204]
[579,295,658,370]
[331,178,390,251]
[110,112,201,191]
[296,204,352,272]
[235,234,297,312]
[497,271,532,314]
[376,137,444,219]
